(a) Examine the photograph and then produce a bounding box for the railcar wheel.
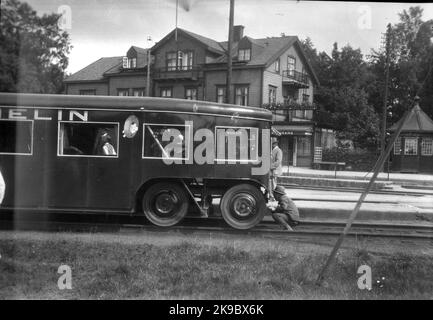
[220,184,266,230]
[142,182,188,227]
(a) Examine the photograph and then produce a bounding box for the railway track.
[280,183,433,197]
[1,212,432,241]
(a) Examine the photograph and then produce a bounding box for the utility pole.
[146,36,152,97]
[226,0,234,104]
[381,23,392,161]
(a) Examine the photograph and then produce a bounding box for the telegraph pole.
[381,23,392,160]
[146,36,152,97]
[226,0,234,104]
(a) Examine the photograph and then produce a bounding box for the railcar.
[0,93,272,229]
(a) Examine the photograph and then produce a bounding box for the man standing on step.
[269,137,283,201]
[0,169,5,204]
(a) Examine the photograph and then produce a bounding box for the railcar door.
[0,117,44,208]
[54,113,135,211]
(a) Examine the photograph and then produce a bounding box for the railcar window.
[142,124,190,160]
[58,122,119,157]
[0,120,33,155]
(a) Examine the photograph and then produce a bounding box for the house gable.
[151,29,225,70]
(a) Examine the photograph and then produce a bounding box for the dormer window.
[238,48,251,61]
[122,57,137,69]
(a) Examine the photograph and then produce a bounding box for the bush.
[322,147,379,172]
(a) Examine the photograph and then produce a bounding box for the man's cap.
[273,185,286,195]
[271,137,278,144]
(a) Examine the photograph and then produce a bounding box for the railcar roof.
[0,93,273,122]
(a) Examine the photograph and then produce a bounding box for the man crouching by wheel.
[268,185,299,231]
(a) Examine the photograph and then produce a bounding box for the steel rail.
[1,215,432,240]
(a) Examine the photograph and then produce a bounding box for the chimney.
[233,25,244,42]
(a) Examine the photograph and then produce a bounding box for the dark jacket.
[273,194,300,221]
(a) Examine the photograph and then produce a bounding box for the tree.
[302,39,380,149]
[0,0,72,93]
[368,7,433,123]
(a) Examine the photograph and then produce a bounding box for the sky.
[24,0,433,74]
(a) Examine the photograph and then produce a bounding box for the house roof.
[131,46,148,56]
[210,35,319,85]
[65,56,122,82]
[151,28,225,54]
[389,103,433,133]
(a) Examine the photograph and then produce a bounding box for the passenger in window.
[100,132,117,156]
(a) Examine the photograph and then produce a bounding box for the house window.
[404,137,418,155]
[122,57,137,69]
[129,58,137,68]
[238,49,251,61]
[185,87,197,100]
[216,86,226,103]
[178,50,193,70]
[269,86,277,105]
[79,89,96,95]
[166,52,177,71]
[274,59,280,72]
[132,88,145,97]
[160,87,172,98]
[235,86,249,106]
[394,137,402,155]
[421,138,433,156]
[287,56,296,76]
[117,89,129,96]
[297,136,311,156]
[302,94,310,103]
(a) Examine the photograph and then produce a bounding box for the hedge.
[322,148,380,172]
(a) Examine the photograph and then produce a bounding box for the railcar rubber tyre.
[142,182,188,227]
[220,184,266,230]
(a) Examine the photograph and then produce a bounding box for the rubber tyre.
[142,182,188,227]
[220,184,266,230]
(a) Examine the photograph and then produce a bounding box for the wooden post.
[316,105,414,285]
[381,23,392,165]
[226,0,234,104]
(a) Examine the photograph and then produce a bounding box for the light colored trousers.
[0,170,5,204]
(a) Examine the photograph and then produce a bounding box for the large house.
[64,26,335,168]
[65,46,150,97]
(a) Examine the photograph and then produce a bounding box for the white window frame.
[274,59,280,73]
[142,123,191,161]
[132,88,145,97]
[214,126,259,163]
[421,138,433,156]
[0,119,34,156]
[269,86,277,105]
[57,121,120,158]
[404,137,418,156]
[287,56,296,76]
[238,49,251,61]
[394,137,402,155]
[160,88,172,98]
[185,88,197,100]
[235,86,249,106]
[217,86,226,103]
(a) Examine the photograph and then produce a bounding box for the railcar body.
[0,93,272,229]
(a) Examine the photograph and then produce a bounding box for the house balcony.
[264,101,317,123]
[282,70,310,88]
[152,66,203,81]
